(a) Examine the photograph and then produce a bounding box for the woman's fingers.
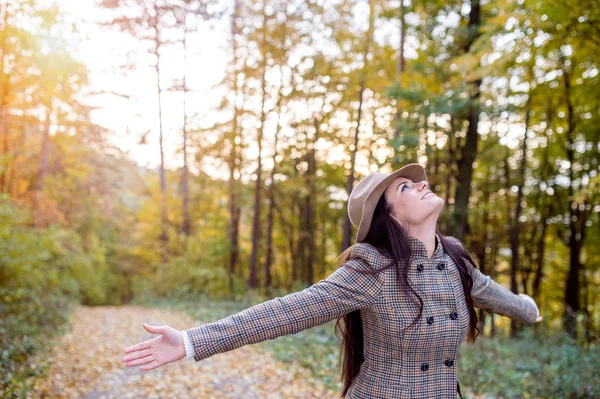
[139,359,162,371]
[124,339,152,354]
[121,323,183,372]
[122,348,151,363]
[125,354,154,367]
[143,324,165,334]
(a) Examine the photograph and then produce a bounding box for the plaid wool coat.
[186,234,539,398]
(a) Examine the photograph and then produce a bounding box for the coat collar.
[406,233,444,261]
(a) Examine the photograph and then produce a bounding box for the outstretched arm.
[186,253,385,362]
[471,266,542,325]
[446,236,542,325]
[121,244,385,369]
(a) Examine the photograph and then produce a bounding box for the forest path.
[28,305,336,398]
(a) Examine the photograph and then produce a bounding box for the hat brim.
[356,163,428,242]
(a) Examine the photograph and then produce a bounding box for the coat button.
[427,316,434,325]
[421,363,429,371]
[450,312,458,320]
[437,263,445,271]
[417,264,424,272]
[445,359,454,367]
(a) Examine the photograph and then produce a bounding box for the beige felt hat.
[348,163,428,242]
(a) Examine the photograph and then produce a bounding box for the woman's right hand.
[121,323,186,371]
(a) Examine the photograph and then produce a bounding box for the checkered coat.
[186,235,539,398]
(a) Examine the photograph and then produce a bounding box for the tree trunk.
[341,0,375,251]
[532,101,553,303]
[291,155,300,283]
[450,0,481,241]
[392,0,407,162]
[396,0,406,79]
[475,185,490,333]
[560,53,581,339]
[509,100,530,338]
[151,7,169,264]
[489,220,500,338]
[532,212,548,301]
[297,122,318,285]
[264,75,285,291]
[271,184,297,288]
[228,0,242,293]
[0,4,8,194]
[248,6,269,290]
[181,23,191,248]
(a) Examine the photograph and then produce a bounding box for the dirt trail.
[28,306,337,399]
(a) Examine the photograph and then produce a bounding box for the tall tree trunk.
[502,145,516,336]
[450,0,481,241]
[291,155,300,283]
[560,53,581,339]
[264,74,285,291]
[396,0,406,80]
[532,211,548,300]
[320,211,326,279]
[532,101,553,303]
[181,23,191,248]
[264,146,276,291]
[249,6,269,290]
[296,90,324,286]
[442,116,456,233]
[392,0,407,162]
[0,1,9,194]
[228,0,242,292]
[509,99,530,338]
[475,185,490,333]
[270,187,294,287]
[151,7,168,264]
[300,120,319,285]
[489,217,500,338]
[341,0,374,251]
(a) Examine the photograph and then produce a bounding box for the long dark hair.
[334,193,481,397]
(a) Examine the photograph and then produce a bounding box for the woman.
[122,163,542,398]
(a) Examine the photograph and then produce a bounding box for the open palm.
[121,323,186,371]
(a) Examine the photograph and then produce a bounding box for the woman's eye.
[401,184,408,192]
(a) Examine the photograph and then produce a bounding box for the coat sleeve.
[446,236,539,325]
[185,246,385,362]
[470,266,539,325]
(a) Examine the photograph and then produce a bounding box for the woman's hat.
[348,163,428,242]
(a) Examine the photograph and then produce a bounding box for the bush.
[0,200,116,396]
[133,235,241,301]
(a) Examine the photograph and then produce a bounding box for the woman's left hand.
[518,293,543,323]
[121,323,186,371]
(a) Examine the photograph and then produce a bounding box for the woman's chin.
[430,196,445,206]
[432,198,445,212]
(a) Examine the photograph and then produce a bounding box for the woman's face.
[383,177,445,229]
